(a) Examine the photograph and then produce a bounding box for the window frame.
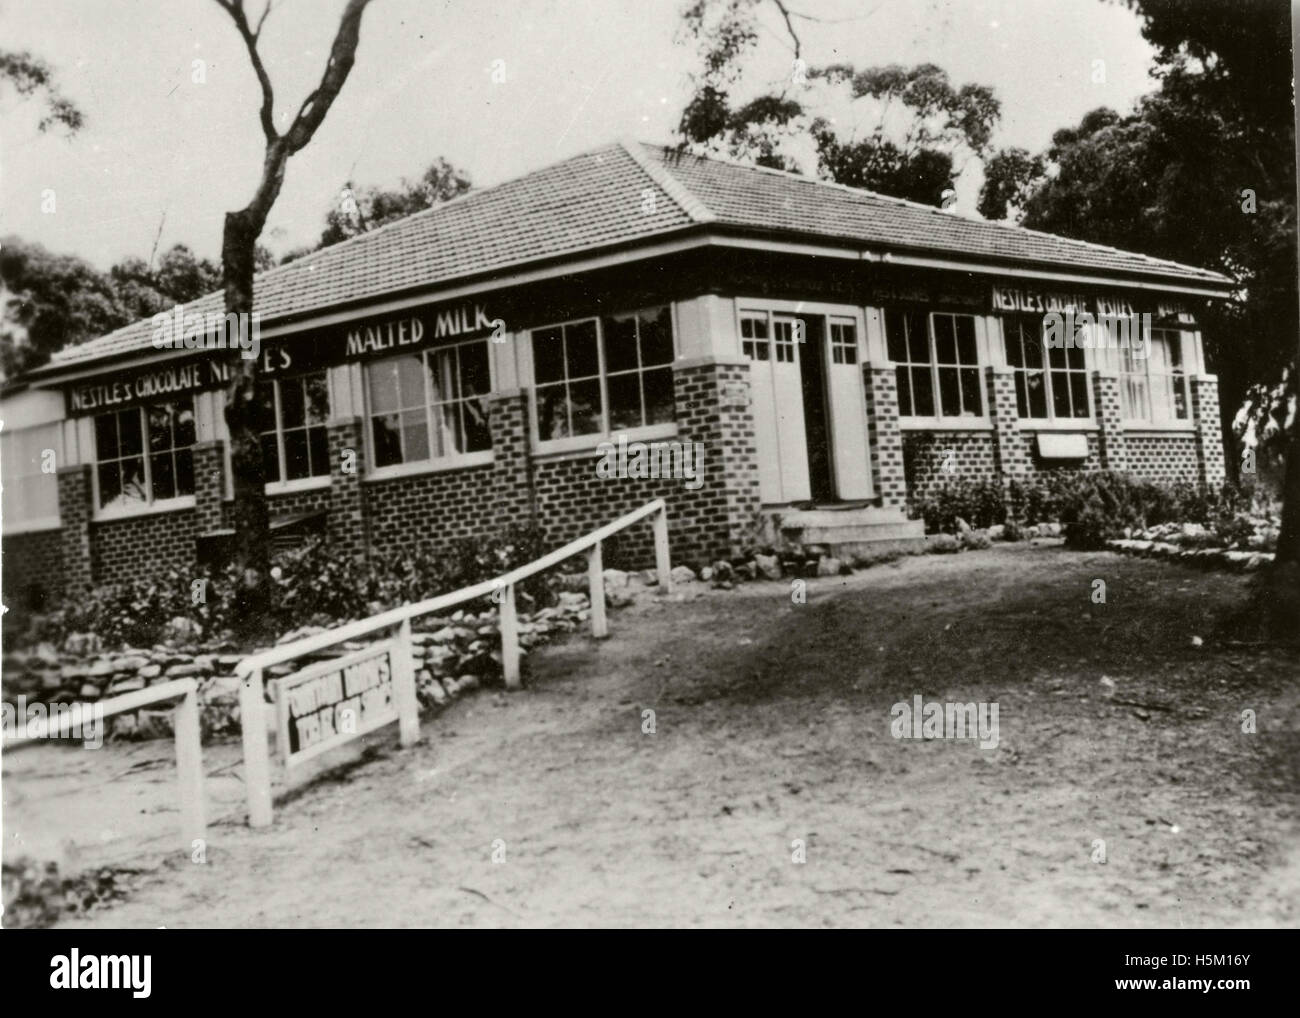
[1003,314,1092,422]
[364,335,496,480]
[91,397,197,520]
[529,307,678,456]
[261,370,333,493]
[885,309,988,426]
[1120,327,1192,427]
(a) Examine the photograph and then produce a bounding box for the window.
[1004,316,1090,419]
[533,306,675,444]
[93,398,195,510]
[830,319,858,364]
[368,338,492,468]
[0,422,60,528]
[1121,328,1189,423]
[258,372,330,484]
[741,311,770,360]
[885,310,982,418]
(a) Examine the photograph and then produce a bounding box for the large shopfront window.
[367,338,492,469]
[532,305,674,446]
[1003,315,1090,419]
[1121,328,1189,423]
[258,371,330,483]
[885,310,982,419]
[93,398,196,511]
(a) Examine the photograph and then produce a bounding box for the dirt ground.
[4,542,1298,928]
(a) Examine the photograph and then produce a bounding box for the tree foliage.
[282,157,472,263]
[676,1,1001,205]
[0,49,83,134]
[0,239,270,379]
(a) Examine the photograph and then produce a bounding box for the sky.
[0,0,1162,270]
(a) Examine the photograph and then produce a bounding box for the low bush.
[36,524,555,651]
[913,478,1007,534]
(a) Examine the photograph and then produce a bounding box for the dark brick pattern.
[1192,376,1226,487]
[905,431,999,504]
[988,368,1029,480]
[1125,433,1200,484]
[56,466,93,595]
[864,366,906,508]
[326,418,367,560]
[1093,373,1127,471]
[2,527,65,606]
[93,508,200,586]
[364,463,497,557]
[192,441,226,534]
[488,393,535,530]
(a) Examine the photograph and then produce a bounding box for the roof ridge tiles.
[639,140,1225,280]
[619,138,716,224]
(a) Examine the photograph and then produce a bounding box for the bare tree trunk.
[214,0,375,640]
[222,207,272,632]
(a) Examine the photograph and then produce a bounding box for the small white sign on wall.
[1036,433,1089,461]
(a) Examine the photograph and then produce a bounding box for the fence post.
[653,503,673,594]
[240,667,273,828]
[588,539,608,638]
[393,617,420,747]
[172,680,206,855]
[501,582,521,690]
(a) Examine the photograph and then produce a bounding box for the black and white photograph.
[0,0,1296,979]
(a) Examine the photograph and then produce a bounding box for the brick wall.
[864,366,906,509]
[364,463,497,558]
[326,418,367,560]
[2,527,64,609]
[1192,376,1227,487]
[93,508,200,586]
[1124,433,1201,485]
[902,430,999,504]
[1093,373,1127,471]
[57,466,93,596]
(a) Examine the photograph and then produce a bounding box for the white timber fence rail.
[1,678,206,854]
[235,497,674,828]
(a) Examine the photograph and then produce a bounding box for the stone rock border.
[1106,538,1276,572]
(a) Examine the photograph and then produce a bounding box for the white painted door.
[741,311,810,503]
[824,317,873,500]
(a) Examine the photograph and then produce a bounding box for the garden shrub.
[913,478,1007,534]
[39,523,556,650]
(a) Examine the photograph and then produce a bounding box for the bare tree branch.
[215,0,277,144]
[284,0,373,153]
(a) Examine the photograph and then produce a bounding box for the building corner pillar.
[864,363,906,509]
[191,440,226,533]
[487,390,536,532]
[988,366,1030,483]
[1093,371,1127,472]
[326,416,368,561]
[674,358,760,563]
[56,464,94,594]
[1191,374,1226,488]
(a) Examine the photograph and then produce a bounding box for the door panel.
[742,312,809,503]
[825,318,873,499]
[771,316,811,502]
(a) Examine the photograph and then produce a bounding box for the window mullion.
[139,407,154,504]
[274,381,286,482]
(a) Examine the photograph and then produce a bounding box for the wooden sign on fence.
[271,642,399,768]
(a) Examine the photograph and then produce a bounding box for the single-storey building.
[0,140,1233,606]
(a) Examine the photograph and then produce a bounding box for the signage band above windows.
[991,284,1196,322]
[64,299,504,416]
[342,303,504,359]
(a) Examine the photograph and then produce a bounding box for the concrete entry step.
[763,504,926,563]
